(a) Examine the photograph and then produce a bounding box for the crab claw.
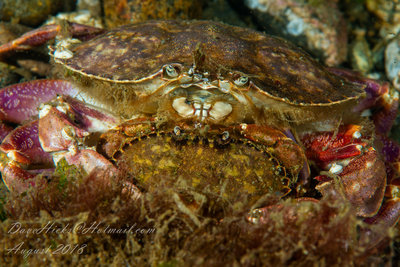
[38,95,120,152]
[302,125,386,217]
[0,148,53,193]
[55,148,117,176]
[0,160,35,192]
[38,104,90,152]
[0,120,53,166]
[0,79,79,124]
[302,125,366,168]
[315,148,386,217]
[53,148,141,200]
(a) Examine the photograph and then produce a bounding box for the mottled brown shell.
[54,20,364,106]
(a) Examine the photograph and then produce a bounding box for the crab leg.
[236,123,306,176]
[0,22,104,60]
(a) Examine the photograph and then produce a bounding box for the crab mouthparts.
[172,95,233,122]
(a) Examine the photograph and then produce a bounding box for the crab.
[0,20,399,247]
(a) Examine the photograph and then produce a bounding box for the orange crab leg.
[234,123,307,177]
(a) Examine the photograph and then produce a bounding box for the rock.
[103,0,205,28]
[349,30,373,74]
[0,0,75,27]
[366,0,400,25]
[237,0,348,66]
[385,36,400,89]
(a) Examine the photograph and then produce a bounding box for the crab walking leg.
[363,188,400,227]
[236,123,306,176]
[246,197,320,224]
[359,80,399,135]
[0,22,105,58]
[0,79,80,124]
[355,181,400,250]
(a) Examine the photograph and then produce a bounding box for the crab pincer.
[0,78,121,191]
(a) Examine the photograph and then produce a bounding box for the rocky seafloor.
[0,0,400,266]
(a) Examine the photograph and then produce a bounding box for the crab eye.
[234,76,249,87]
[164,65,179,78]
